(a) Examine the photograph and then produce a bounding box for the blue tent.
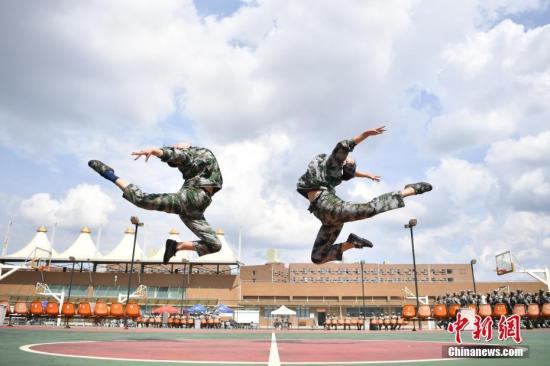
[188,303,206,314]
[215,304,234,314]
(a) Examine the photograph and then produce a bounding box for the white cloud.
[2,0,550,276]
[484,131,550,212]
[426,157,498,207]
[210,133,318,246]
[510,169,550,203]
[0,0,198,159]
[486,131,550,166]
[426,19,550,152]
[20,184,116,228]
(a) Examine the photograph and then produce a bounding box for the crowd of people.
[137,313,232,328]
[368,313,406,331]
[435,289,550,329]
[435,289,550,309]
[324,314,366,330]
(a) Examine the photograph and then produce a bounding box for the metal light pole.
[65,256,76,329]
[125,216,143,329]
[360,260,367,331]
[470,259,477,294]
[405,218,420,331]
[181,262,186,315]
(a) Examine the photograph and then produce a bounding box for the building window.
[264,306,276,317]
[296,306,310,318]
[49,285,88,297]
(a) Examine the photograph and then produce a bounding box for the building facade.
[1,261,545,328]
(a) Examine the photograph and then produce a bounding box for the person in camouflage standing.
[297,126,432,264]
[88,142,222,264]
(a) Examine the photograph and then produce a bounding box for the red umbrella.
[151,305,179,314]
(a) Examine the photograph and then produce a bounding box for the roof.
[3,225,59,259]
[56,226,101,260]
[2,226,240,266]
[103,227,144,261]
[148,228,194,263]
[271,305,296,315]
[192,229,239,264]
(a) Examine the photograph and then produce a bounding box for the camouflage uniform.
[297,139,405,264]
[122,146,223,256]
[459,291,468,307]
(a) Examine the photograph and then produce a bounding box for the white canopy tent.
[148,228,194,263]
[271,305,296,329]
[103,227,144,262]
[4,225,59,259]
[56,226,102,261]
[192,229,238,264]
[271,305,296,316]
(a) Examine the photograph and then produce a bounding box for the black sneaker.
[163,239,178,265]
[404,182,432,195]
[88,160,115,178]
[347,233,374,249]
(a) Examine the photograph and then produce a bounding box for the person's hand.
[367,126,386,136]
[131,148,159,162]
[369,174,381,182]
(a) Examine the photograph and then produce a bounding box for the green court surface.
[1,326,548,365]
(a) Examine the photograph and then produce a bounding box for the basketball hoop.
[28,247,52,271]
[134,284,148,298]
[495,251,514,276]
[495,250,549,291]
[35,282,50,295]
[118,284,148,303]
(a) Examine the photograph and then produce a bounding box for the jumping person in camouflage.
[88,143,222,264]
[297,126,432,264]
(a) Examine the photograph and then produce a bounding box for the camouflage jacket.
[160,146,223,194]
[296,139,357,199]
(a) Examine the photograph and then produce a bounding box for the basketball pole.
[515,267,550,292]
[64,256,76,329]
[360,260,367,331]
[405,219,420,331]
[470,259,477,294]
[124,216,143,330]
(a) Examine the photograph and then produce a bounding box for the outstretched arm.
[354,170,381,182]
[326,126,386,172]
[352,126,386,145]
[131,148,164,162]
[131,142,191,164]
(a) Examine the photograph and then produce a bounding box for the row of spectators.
[435,289,550,310]
[435,289,550,329]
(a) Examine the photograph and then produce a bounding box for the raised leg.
[181,216,222,256]
[337,191,405,223]
[310,223,344,264]
[122,184,183,214]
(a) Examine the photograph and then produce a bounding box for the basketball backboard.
[495,251,514,275]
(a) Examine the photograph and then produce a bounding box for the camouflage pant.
[309,190,404,264]
[122,184,221,256]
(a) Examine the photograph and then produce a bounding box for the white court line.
[19,341,262,365]
[20,339,464,365]
[268,333,281,366]
[280,359,461,365]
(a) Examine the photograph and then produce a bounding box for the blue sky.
[193,0,245,18]
[1,0,549,282]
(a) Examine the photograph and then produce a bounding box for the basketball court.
[1,326,548,366]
